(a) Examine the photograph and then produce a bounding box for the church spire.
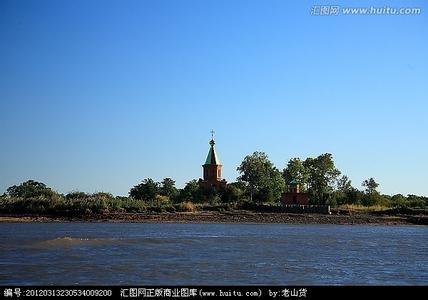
[199,130,226,189]
[205,130,221,165]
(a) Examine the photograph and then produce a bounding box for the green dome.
[289,179,299,185]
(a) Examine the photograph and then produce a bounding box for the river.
[0,223,426,285]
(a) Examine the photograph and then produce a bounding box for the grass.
[2,194,423,216]
[0,196,151,214]
[0,195,249,215]
[0,195,207,215]
[337,204,391,212]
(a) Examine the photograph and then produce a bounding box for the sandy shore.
[0,211,426,225]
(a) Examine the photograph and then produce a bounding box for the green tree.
[91,192,114,200]
[129,178,159,201]
[332,175,353,205]
[255,168,285,203]
[65,191,88,200]
[360,178,390,206]
[391,194,407,207]
[159,178,178,199]
[303,153,341,205]
[282,158,308,191]
[337,175,352,193]
[237,151,285,203]
[342,187,363,205]
[6,180,55,198]
[361,193,388,206]
[407,194,426,208]
[177,180,203,203]
[221,182,244,203]
[362,178,379,194]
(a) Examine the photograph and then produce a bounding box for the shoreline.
[1,211,427,225]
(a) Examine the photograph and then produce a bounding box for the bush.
[66,191,88,200]
[155,195,170,203]
[91,192,114,200]
[6,180,57,199]
[221,183,244,203]
[119,198,147,212]
[129,178,159,201]
[325,197,337,207]
[178,201,195,212]
[408,199,425,208]
[361,193,390,207]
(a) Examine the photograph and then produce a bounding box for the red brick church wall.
[281,192,310,205]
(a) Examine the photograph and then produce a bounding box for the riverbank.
[1,210,427,225]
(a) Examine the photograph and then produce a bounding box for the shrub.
[6,180,57,199]
[66,191,88,200]
[91,192,114,200]
[129,178,159,201]
[155,195,170,203]
[178,201,195,212]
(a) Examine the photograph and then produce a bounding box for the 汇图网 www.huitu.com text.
[311,6,421,16]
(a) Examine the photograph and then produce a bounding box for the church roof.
[289,179,299,185]
[205,139,221,165]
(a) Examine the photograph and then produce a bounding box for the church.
[280,179,310,205]
[198,132,227,190]
[197,132,310,206]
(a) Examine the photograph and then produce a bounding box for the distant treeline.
[1,152,427,215]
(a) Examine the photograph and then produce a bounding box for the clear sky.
[1,0,427,196]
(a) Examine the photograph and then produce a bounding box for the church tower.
[199,131,227,190]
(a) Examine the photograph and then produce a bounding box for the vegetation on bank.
[1,152,427,215]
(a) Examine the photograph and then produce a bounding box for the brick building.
[198,134,227,190]
[281,179,310,205]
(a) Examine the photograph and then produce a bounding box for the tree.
[406,194,426,208]
[159,178,178,199]
[362,178,379,194]
[333,175,353,205]
[129,178,159,201]
[303,153,341,205]
[361,192,388,207]
[221,182,244,203]
[270,168,286,202]
[360,178,389,206]
[237,151,285,203]
[345,187,364,205]
[6,180,55,198]
[177,180,203,203]
[391,194,407,207]
[255,168,285,203]
[282,158,308,191]
[337,175,352,193]
[65,191,88,200]
[91,192,114,200]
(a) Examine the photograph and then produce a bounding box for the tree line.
[1,152,427,210]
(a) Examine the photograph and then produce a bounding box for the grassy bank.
[1,195,427,214]
[1,210,427,225]
[0,194,255,215]
[1,195,427,226]
[2,180,426,218]
[0,195,195,215]
[336,204,391,212]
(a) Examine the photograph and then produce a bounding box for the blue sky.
[1,0,427,196]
